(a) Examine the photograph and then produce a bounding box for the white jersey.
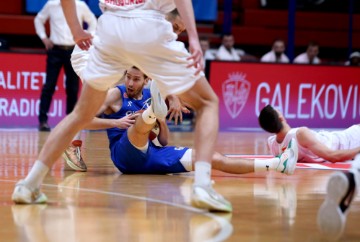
[267,125,360,163]
[99,0,175,13]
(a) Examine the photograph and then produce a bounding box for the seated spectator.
[215,34,244,61]
[261,39,290,63]
[345,51,360,66]
[294,42,321,64]
[200,37,215,61]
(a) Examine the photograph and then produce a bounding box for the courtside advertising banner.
[0,52,67,128]
[209,62,360,131]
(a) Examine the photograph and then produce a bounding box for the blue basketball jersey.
[103,85,189,174]
[104,85,151,147]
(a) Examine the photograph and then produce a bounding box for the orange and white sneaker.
[62,140,87,172]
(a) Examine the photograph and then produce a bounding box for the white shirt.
[99,0,175,13]
[34,0,97,46]
[293,52,320,64]
[216,45,242,61]
[267,126,360,163]
[260,50,290,63]
[204,49,216,61]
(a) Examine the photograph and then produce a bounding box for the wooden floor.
[1,130,360,242]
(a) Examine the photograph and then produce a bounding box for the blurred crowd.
[200,34,360,67]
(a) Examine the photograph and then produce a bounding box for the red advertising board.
[0,52,68,128]
[209,61,360,131]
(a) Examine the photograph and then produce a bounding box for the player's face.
[125,68,147,99]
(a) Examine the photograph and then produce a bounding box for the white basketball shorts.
[82,11,204,96]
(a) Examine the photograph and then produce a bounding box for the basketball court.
[1,130,359,241]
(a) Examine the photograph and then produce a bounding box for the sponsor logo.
[222,72,251,119]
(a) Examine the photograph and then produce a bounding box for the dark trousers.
[38,46,79,123]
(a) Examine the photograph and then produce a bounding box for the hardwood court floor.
[0,130,360,242]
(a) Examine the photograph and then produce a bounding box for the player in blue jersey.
[82,66,298,179]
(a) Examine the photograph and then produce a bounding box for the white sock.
[142,106,156,124]
[194,161,211,186]
[24,160,50,189]
[254,158,279,172]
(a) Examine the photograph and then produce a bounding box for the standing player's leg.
[12,83,107,204]
[317,154,360,239]
[177,76,232,212]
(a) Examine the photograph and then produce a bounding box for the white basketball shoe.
[275,138,298,175]
[149,80,168,120]
[12,180,47,204]
[191,184,233,212]
[317,154,360,239]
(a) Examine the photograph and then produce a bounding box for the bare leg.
[16,84,106,192]
[127,114,155,148]
[190,150,282,174]
[38,83,107,166]
[178,77,233,212]
[211,152,255,174]
[178,77,218,165]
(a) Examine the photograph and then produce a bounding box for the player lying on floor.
[258,105,360,163]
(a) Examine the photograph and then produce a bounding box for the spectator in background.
[34,0,97,131]
[293,42,321,65]
[200,37,215,62]
[215,34,244,61]
[261,39,290,63]
[345,51,360,66]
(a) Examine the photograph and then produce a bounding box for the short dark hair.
[258,105,283,133]
[130,66,148,78]
[167,8,179,20]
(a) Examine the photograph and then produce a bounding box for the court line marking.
[1,178,233,242]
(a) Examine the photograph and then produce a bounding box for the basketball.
[149,122,160,141]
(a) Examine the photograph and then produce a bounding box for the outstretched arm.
[84,114,139,130]
[297,127,360,163]
[61,0,92,50]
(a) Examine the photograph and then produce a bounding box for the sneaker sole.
[191,190,232,213]
[150,81,168,119]
[317,172,347,239]
[62,153,87,172]
[191,198,232,212]
[12,191,47,204]
[12,194,32,204]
